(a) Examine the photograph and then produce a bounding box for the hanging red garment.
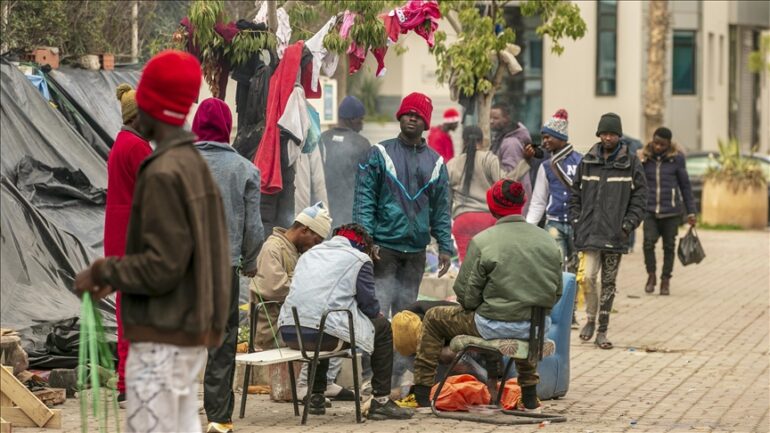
[383,0,441,47]
[255,41,304,194]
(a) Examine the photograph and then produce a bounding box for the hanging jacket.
[255,42,304,194]
[568,142,647,253]
[294,146,328,212]
[353,137,454,255]
[639,143,696,218]
[104,126,152,257]
[526,145,582,224]
[277,236,376,353]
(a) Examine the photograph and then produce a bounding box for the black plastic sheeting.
[1,59,116,367]
[46,67,141,158]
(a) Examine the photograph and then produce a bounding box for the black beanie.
[596,112,623,137]
[653,126,672,140]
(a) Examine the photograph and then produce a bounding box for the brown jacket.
[249,227,299,349]
[95,130,231,347]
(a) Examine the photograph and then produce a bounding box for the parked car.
[685,151,770,224]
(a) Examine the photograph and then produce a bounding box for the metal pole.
[131,0,139,63]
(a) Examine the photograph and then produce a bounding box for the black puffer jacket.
[639,143,696,217]
[569,142,647,253]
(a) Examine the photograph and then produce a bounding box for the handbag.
[677,226,706,266]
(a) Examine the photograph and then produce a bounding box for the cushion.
[449,335,556,359]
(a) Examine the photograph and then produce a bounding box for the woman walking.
[446,126,501,261]
[639,127,696,295]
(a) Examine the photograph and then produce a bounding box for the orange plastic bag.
[499,378,522,410]
[430,374,491,411]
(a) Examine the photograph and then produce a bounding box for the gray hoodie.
[195,141,264,270]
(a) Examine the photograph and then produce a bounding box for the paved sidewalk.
[31,229,769,433]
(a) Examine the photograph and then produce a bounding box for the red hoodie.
[192,98,232,143]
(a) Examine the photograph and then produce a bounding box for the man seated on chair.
[277,224,414,421]
[412,180,563,411]
[251,202,331,351]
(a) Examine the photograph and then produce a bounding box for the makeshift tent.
[46,67,141,158]
[0,59,115,368]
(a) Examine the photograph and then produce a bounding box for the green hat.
[596,112,623,137]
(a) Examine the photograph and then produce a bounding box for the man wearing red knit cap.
[75,50,231,433]
[427,107,460,161]
[412,179,562,411]
[354,92,454,319]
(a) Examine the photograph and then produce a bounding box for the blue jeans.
[545,221,576,272]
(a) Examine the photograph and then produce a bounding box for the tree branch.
[445,9,462,34]
[492,52,507,90]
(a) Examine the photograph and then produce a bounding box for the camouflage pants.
[414,305,539,388]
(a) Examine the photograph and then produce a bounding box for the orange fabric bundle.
[430,375,524,411]
[500,378,522,410]
[430,374,491,411]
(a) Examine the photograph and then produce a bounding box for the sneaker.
[117,393,127,409]
[515,397,543,414]
[307,393,326,415]
[394,393,418,408]
[206,422,234,433]
[367,398,414,420]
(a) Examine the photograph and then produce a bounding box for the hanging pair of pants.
[203,267,240,424]
[125,342,207,433]
[643,213,680,279]
[582,251,623,333]
[373,247,426,318]
[413,305,539,389]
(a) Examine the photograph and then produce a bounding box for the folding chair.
[236,303,362,425]
[430,306,567,425]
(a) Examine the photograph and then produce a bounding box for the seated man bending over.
[277,224,413,421]
[412,180,563,411]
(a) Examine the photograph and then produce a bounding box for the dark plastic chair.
[238,302,362,425]
[430,306,567,425]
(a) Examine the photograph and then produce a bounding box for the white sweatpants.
[125,342,206,433]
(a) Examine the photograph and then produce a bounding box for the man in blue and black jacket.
[353,92,454,318]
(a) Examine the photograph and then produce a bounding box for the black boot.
[307,393,326,415]
[644,272,656,294]
[413,384,431,407]
[660,277,670,295]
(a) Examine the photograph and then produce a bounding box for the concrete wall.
[542,0,644,153]
[699,1,730,152]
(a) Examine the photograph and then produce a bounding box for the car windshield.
[686,155,717,177]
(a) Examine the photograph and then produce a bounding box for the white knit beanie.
[294,202,332,238]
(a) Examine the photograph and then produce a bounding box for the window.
[596,0,617,96]
[673,30,697,95]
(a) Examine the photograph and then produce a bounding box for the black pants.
[203,267,240,423]
[374,247,426,317]
[285,317,394,397]
[643,213,680,278]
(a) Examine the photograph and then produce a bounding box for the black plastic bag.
[678,226,705,266]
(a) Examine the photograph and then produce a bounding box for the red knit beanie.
[487,179,527,217]
[396,92,433,129]
[136,50,202,126]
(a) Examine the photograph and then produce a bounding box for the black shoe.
[571,314,579,330]
[331,387,357,401]
[413,384,431,407]
[367,398,414,420]
[307,393,326,415]
[117,392,126,409]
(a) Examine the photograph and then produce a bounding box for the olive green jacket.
[454,215,563,322]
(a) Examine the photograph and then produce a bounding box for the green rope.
[78,293,120,433]
[250,277,284,352]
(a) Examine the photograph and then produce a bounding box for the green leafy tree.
[432,0,586,143]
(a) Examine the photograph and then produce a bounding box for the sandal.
[579,321,595,341]
[595,332,613,350]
